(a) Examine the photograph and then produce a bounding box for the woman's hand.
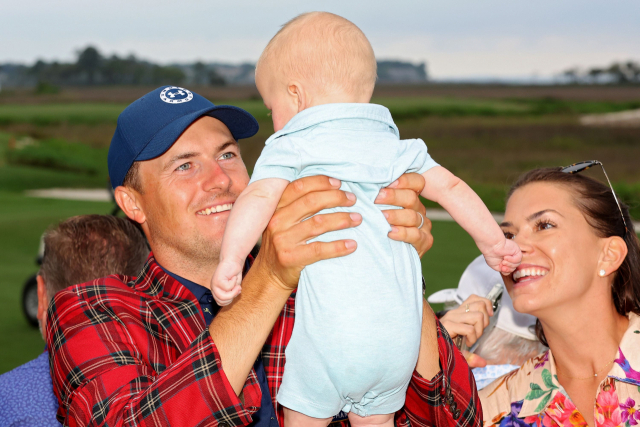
[253,175,362,292]
[440,295,494,367]
[375,173,433,257]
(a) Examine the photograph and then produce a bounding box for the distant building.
[376,61,428,84]
[209,63,256,85]
[0,64,35,88]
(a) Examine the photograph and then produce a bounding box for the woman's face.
[501,182,605,317]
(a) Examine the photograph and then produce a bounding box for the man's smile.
[196,203,234,216]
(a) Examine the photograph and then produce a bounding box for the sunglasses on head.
[561,160,628,237]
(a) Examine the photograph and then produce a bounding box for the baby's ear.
[288,82,306,112]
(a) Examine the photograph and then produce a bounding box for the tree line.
[0,46,432,91]
[563,61,640,84]
[1,46,227,90]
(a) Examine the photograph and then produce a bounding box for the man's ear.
[114,186,146,225]
[288,82,307,112]
[598,236,628,277]
[36,275,47,337]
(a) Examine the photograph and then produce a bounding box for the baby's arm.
[211,178,290,305]
[420,166,521,274]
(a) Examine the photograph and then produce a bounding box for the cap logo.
[160,86,194,104]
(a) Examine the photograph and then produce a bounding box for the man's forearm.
[403,313,483,427]
[209,257,292,395]
[416,300,441,379]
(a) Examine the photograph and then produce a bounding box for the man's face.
[135,116,250,265]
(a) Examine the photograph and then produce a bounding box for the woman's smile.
[511,264,550,287]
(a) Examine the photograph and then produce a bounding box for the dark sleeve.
[397,319,482,427]
[47,285,262,427]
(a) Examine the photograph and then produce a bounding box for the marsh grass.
[6,138,107,175]
[0,133,109,192]
[2,97,639,128]
[0,103,125,126]
[0,96,639,217]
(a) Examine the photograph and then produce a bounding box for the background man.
[0,215,149,426]
[47,87,481,426]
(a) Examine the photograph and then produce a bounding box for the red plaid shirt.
[47,255,481,427]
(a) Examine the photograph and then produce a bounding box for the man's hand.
[375,173,433,258]
[252,175,362,291]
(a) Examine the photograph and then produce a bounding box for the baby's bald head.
[257,12,377,101]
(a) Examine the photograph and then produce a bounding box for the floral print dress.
[480,313,640,427]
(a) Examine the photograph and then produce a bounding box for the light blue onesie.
[249,103,438,418]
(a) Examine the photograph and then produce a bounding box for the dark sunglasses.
[561,160,628,237]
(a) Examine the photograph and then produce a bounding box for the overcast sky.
[3,0,639,79]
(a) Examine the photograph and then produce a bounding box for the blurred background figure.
[430,255,547,389]
[0,215,148,426]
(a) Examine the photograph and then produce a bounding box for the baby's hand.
[483,239,522,275]
[211,259,243,306]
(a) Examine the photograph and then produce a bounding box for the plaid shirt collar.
[158,263,219,324]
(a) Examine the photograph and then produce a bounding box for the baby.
[212,12,521,427]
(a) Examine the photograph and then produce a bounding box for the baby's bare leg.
[347,412,394,427]
[283,407,333,427]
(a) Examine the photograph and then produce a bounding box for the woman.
[478,167,640,427]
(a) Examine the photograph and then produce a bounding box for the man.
[47,86,481,426]
[0,215,149,426]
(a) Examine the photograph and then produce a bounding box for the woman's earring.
[599,269,606,277]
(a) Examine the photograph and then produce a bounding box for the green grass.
[6,138,108,176]
[520,98,640,115]
[421,220,481,293]
[2,97,639,128]
[219,97,640,121]
[376,97,531,119]
[0,192,112,374]
[0,103,126,126]
[0,133,109,192]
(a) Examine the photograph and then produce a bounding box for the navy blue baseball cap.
[108,86,259,188]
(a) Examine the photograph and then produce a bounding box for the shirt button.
[450,402,458,413]
[207,295,213,303]
[454,409,461,419]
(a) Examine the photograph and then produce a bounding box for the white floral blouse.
[480,313,640,427]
